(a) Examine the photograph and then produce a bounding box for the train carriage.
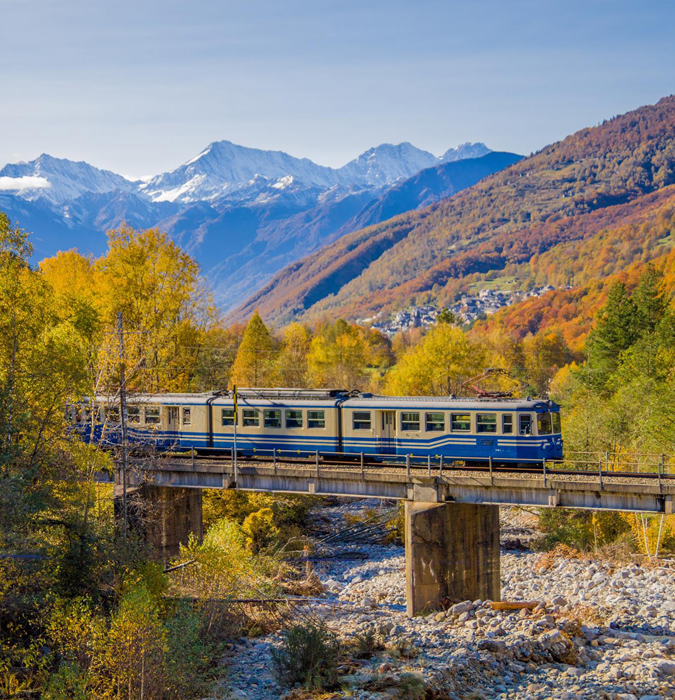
[70,388,563,464]
[340,395,562,463]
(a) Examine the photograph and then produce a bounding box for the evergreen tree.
[436,308,456,325]
[632,264,667,336]
[585,282,637,388]
[230,311,277,387]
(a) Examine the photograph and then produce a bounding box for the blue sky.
[2,0,674,178]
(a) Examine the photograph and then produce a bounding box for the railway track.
[131,450,675,482]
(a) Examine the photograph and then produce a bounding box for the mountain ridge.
[227,95,675,327]
[0,139,514,309]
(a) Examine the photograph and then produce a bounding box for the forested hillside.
[231,96,675,326]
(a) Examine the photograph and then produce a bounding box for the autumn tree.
[522,330,570,396]
[385,324,493,396]
[95,226,215,392]
[230,311,278,387]
[307,320,370,389]
[274,322,312,387]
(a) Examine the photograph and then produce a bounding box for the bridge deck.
[99,456,675,514]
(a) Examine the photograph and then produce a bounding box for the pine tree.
[436,308,456,325]
[230,311,277,387]
[632,264,667,336]
[585,281,637,388]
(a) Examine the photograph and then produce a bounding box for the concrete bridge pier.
[114,484,203,561]
[404,501,501,616]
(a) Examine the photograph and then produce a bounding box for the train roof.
[342,395,557,411]
[91,390,557,411]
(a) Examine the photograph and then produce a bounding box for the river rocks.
[219,502,675,699]
[450,600,474,614]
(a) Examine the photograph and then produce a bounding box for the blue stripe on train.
[77,423,562,461]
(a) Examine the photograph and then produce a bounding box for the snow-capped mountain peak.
[440,142,491,163]
[339,142,438,186]
[0,153,134,205]
[140,141,341,203]
[0,140,495,207]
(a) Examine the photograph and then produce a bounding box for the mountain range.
[228,95,675,328]
[0,140,514,310]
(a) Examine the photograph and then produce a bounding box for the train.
[69,388,563,465]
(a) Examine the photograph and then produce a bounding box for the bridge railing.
[94,434,674,479]
[558,451,673,476]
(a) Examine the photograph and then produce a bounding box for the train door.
[167,407,179,432]
[377,410,396,455]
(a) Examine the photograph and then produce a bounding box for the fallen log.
[489,601,538,611]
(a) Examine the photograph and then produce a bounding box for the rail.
[93,436,675,481]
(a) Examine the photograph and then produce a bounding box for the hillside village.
[358,285,556,336]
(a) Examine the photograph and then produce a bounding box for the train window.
[537,412,552,435]
[221,408,235,427]
[551,412,561,433]
[502,414,513,434]
[145,407,160,425]
[107,406,120,422]
[128,406,141,424]
[308,410,325,429]
[451,413,471,432]
[519,414,532,435]
[401,412,420,431]
[286,410,303,428]
[264,409,282,428]
[425,412,445,432]
[242,409,260,427]
[476,413,497,433]
[182,407,192,426]
[353,411,372,430]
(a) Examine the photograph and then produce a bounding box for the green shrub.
[537,508,631,551]
[353,629,384,659]
[203,491,317,531]
[386,502,405,545]
[271,621,340,690]
[242,508,281,554]
[395,673,426,699]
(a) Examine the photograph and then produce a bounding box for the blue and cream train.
[70,388,563,465]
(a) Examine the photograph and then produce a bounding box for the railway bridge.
[100,452,675,616]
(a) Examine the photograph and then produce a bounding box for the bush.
[203,491,317,531]
[242,508,280,554]
[271,621,340,690]
[45,583,221,700]
[386,502,405,545]
[537,508,631,551]
[353,629,384,659]
[395,673,426,699]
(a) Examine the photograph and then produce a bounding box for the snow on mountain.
[138,140,492,203]
[439,142,491,163]
[139,141,342,203]
[0,154,136,206]
[338,142,438,187]
[0,142,495,210]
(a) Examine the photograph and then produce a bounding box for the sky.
[2,0,674,179]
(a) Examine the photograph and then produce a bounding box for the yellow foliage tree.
[307,320,370,389]
[384,324,493,396]
[230,311,278,387]
[274,322,312,387]
[95,226,214,392]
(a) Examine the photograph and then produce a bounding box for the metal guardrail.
[90,435,675,481]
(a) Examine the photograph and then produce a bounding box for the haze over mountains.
[0,140,514,310]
